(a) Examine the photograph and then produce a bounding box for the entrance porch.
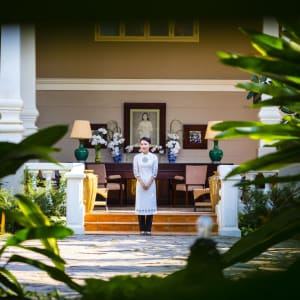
[85,207,217,235]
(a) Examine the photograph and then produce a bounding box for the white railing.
[23,162,86,234]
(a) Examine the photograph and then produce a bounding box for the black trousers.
[138,215,153,232]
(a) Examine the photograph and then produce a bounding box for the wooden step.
[84,210,218,234]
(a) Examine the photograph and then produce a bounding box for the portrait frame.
[183,124,208,149]
[124,103,166,152]
[83,123,107,149]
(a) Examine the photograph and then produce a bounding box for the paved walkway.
[1,234,300,298]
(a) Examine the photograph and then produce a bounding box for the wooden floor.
[85,206,218,235]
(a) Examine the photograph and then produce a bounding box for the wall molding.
[36,78,248,92]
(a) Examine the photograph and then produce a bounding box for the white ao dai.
[133,152,158,215]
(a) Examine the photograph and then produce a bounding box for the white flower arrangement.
[107,132,125,157]
[151,145,164,154]
[125,144,164,154]
[166,133,181,155]
[165,119,183,156]
[90,128,107,148]
[125,145,134,153]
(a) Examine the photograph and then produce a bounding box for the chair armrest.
[174,175,184,181]
[107,174,121,180]
[97,188,108,199]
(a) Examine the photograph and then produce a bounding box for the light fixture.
[205,121,223,163]
[70,120,92,162]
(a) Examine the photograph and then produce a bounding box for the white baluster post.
[217,165,241,237]
[64,164,85,234]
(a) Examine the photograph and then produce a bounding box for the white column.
[20,25,39,137]
[217,165,241,237]
[0,25,24,143]
[64,164,85,234]
[258,17,282,157]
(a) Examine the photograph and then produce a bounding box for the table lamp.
[70,120,92,162]
[205,121,223,163]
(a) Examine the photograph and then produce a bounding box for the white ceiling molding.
[36,78,248,92]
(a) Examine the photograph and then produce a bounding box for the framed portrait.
[183,124,208,149]
[124,103,166,152]
[83,123,107,148]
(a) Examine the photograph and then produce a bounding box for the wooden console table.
[85,162,230,207]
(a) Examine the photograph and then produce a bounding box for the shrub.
[23,169,67,226]
[239,183,300,236]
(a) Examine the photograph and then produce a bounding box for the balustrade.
[18,162,279,237]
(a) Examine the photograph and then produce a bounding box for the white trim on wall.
[36,78,248,92]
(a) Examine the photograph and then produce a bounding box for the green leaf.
[221,205,300,268]
[20,125,68,148]
[18,245,66,265]
[0,267,25,296]
[236,82,298,98]
[213,120,262,130]
[252,95,300,113]
[15,194,51,227]
[0,125,68,179]
[7,255,83,293]
[9,194,73,269]
[233,124,300,141]
[6,226,73,245]
[225,144,300,178]
[240,28,300,63]
[237,174,300,187]
[277,18,300,44]
[214,122,300,142]
[217,52,300,89]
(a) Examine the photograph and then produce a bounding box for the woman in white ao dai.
[133,137,158,235]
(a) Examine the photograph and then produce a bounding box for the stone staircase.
[84,209,218,235]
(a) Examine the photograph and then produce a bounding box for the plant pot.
[113,152,123,163]
[168,151,177,163]
[95,146,101,163]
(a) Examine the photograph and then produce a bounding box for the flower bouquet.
[107,132,125,163]
[166,133,181,155]
[90,127,107,162]
[166,119,182,163]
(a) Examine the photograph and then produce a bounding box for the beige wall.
[36,18,262,79]
[36,18,261,164]
[36,90,259,164]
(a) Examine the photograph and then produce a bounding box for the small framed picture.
[183,124,208,149]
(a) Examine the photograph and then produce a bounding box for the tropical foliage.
[216,18,300,185]
[23,170,67,227]
[0,126,82,298]
[239,181,300,236]
[212,15,300,268]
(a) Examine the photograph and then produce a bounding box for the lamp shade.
[70,120,92,139]
[205,121,222,140]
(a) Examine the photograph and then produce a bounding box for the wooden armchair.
[91,164,124,210]
[193,170,221,212]
[172,165,208,206]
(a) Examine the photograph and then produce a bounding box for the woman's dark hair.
[140,136,151,144]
